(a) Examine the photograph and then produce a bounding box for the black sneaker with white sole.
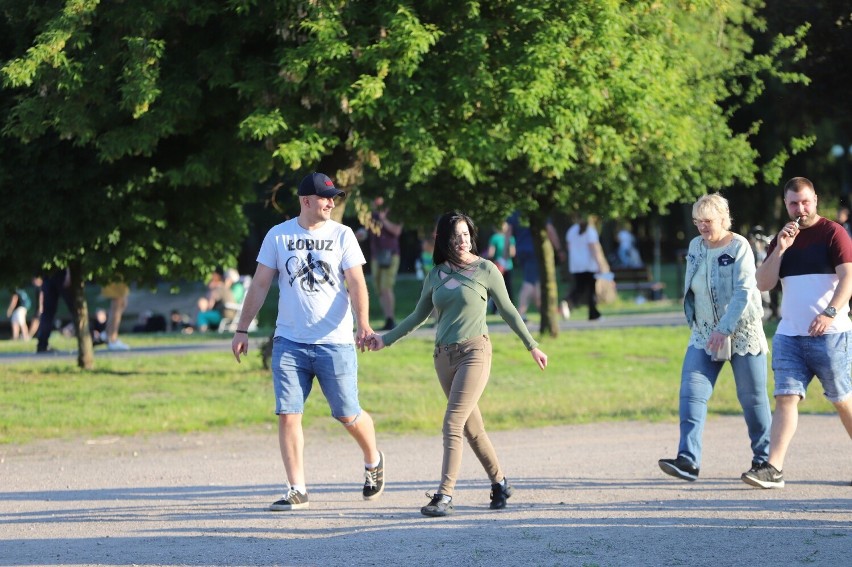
[744,460,764,476]
[741,462,784,488]
[421,492,453,517]
[363,451,385,500]
[269,489,309,511]
[658,456,699,481]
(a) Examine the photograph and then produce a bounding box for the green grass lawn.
[0,321,837,445]
[0,263,838,445]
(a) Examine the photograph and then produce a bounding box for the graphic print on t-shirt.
[286,251,336,293]
[259,218,365,344]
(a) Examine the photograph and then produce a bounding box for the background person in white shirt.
[565,215,610,321]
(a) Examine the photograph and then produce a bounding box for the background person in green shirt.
[367,211,548,517]
[486,221,516,314]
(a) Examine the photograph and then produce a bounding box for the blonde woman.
[659,194,771,482]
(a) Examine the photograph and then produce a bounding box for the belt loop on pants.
[434,335,488,356]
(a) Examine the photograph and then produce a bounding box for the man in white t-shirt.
[231,172,385,511]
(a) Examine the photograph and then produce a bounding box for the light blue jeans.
[677,346,771,467]
[771,332,852,402]
[271,337,361,417]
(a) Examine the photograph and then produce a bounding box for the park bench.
[611,266,666,300]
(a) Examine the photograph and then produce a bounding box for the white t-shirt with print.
[257,218,366,344]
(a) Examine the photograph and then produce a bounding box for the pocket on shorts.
[329,345,358,377]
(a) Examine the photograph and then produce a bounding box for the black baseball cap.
[297,172,344,198]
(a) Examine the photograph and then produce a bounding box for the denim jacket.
[683,233,764,336]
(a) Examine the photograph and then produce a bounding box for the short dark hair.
[783,177,815,196]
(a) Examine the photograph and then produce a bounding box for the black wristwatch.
[822,306,837,318]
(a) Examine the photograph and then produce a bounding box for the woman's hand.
[366,333,386,351]
[530,347,548,370]
[707,331,728,353]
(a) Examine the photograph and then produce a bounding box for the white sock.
[365,458,380,469]
[290,484,306,495]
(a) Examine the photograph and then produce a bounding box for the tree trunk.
[69,260,95,370]
[530,214,560,337]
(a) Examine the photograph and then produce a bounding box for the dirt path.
[2,415,850,566]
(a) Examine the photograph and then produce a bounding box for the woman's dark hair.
[433,211,478,266]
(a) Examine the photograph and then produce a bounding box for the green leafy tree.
[0,0,815,376]
[725,0,850,228]
[357,1,808,335]
[0,0,439,366]
[0,1,274,366]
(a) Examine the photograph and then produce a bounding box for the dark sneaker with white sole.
[269,489,309,511]
[658,456,699,481]
[489,480,514,509]
[421,492,453,517]
[743,460,764,476]
[741,462,784,488]
[363,451,385,500]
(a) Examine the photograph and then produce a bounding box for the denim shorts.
[771,332,852,402]
[271,336,362,417]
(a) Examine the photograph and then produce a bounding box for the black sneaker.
[658,456,699,481]
[489,479,514,510]
[363,451,385,500]
[269,489,309,511]
[744,460,764,475]
[421,492,453,517]
[741,462,784,488]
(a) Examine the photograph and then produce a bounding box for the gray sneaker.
[741,462,784,488]
[269,488,309,511]
[363,451,385,500]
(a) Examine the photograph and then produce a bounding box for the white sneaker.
[560,300,571,319]
[107,339,130,351]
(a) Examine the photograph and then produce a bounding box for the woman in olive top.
[367,211,548,517]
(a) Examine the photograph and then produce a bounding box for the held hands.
[355,326,376,352]
[362,333,386,351]
[530,347,548,370]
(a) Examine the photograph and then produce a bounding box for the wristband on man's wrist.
[235,330,249,334]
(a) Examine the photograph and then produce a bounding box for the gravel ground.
[1,415,850,567]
